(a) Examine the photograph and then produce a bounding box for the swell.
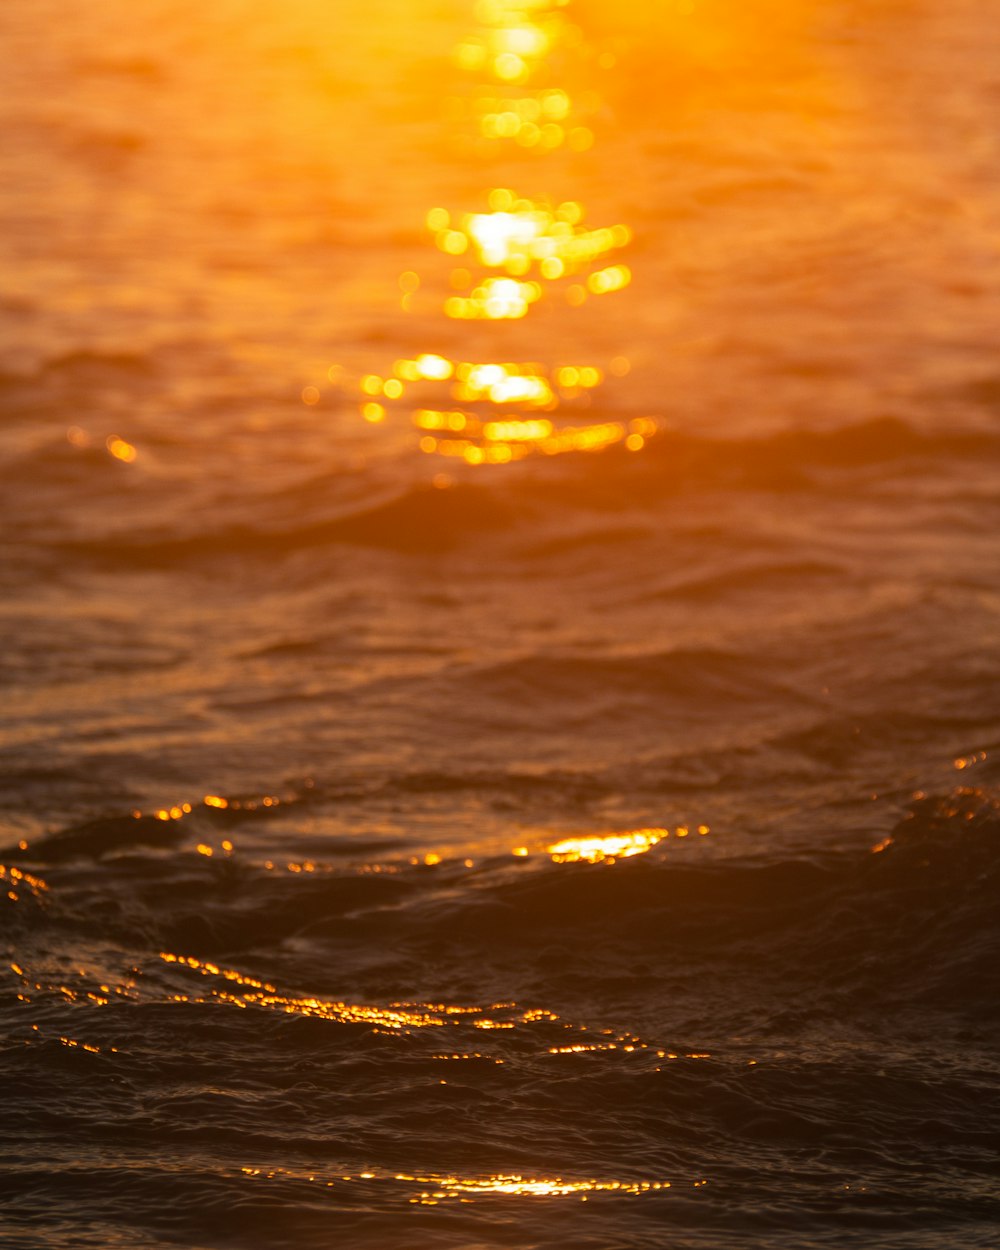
[462,788,1000,1018]
[4,792,998,1250]
[22,416,999,565]
[638,559,843,601]
[41,482,516,566]
[456,647,802,716]
[7,789,998,1020]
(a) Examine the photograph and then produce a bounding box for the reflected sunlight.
[158,952,566,1035]
[511,823,709,863]
[235,1164,696,1204]
[410,1172,674,1202]
[1,864,48,904]
[328,0,661,467]
[547,827,666,863]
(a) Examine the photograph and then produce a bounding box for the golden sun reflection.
[322,0,660,467]
[54,1034,119,1056]
[411,1173,672,1203]
[430,193,630,278]
[1,864,48,904]
[237,1165,688,1204]
[358,343,658,462]
[547,827,666,863]
[158,953,562,1034]
[105,435,138,463]
[512,823,710,864]
[123,790,286,829]
[954,750,987,771]
[454,0,572,90]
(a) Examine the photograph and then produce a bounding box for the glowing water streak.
[331,0,660,467]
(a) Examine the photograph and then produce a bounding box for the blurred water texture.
[1,1,999,1247]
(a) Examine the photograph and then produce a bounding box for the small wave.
[49,481,514,567]
[372,788,1000,1019]
[643,559,843,602]
[459,647,799,715]
[6,814,189,864]
[630,417,1000,494]
[43,348,155,377]
[483,418,1000,511]
[6,762,997,1025]
[772,709,992,769]
[26,414,998,568]
[864,787,1000,888]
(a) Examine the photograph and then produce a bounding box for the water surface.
[2,1,999,1246]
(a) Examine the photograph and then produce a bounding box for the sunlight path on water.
[320,0,662,465]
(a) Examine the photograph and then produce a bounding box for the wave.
[458,647,800,715]
[605,417,1000,499]
[641,559,843,602]
[43,481,515,567]
[385,787,1000,1020]
[8,788,997,1018]
[5,790,997,1250]
[773,709,998,769]
[0,408,987,573]
[18,414,994,563]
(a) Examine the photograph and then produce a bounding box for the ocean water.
[2,1,999,1246]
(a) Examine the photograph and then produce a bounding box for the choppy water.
[2,1,999,1247]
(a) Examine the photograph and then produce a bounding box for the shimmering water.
[2,1,999,1247]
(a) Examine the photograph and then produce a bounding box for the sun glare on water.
[406,1172,682,1203]
[510,823,710,863]
[547,827,667,862]
[313,0,661,466]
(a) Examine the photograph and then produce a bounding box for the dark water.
[2,1,999,1246]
